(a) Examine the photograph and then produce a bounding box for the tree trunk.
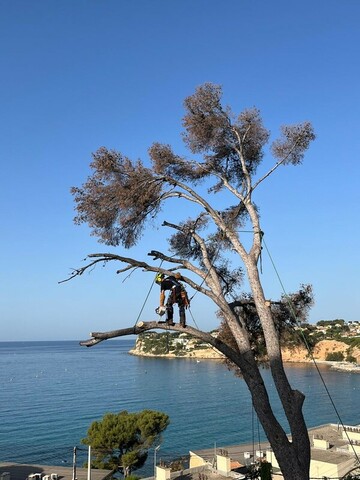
[241,258,310,480]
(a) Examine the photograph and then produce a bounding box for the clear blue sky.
[1,0,359,341]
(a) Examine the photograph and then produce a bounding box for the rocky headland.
[130,333,360,372]
[281,339,360,372]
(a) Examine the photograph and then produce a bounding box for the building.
[189,423,360,479]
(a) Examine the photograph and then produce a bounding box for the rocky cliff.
[130,333,360,367]
[281,339,360,363]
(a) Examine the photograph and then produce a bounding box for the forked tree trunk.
[240,258,310,480]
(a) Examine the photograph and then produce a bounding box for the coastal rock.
[281,345,309,362]
[312,339,360,363]
[129,346,223,359]
[130,333,360,369]
[329,362,360,373]
[129,332,224,359]
[281,340,360,364]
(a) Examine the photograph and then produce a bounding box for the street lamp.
[87,445,91,480]
[154,445,161,479]
[72,447,77,480]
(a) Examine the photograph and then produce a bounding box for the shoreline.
[129,349,224,360]
[315,360,360,373]
[129,350,360,372]
[130,336,360,372]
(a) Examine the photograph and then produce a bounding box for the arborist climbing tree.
[155,272,190,327]
[63,83,316,480]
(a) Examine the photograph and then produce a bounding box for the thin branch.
[147,249,214,298]
[251,137,304,191]
[252,158,287,191]
[116,265,136,274]
[161,220,216,282]
[162,175,226,231]
[59,258,113,283]
[229,300,282,309]
[59,250,214,299]
[147,249,204,281]
[168,221,223,294]
[161,190,203,205]
[232,126,252,196]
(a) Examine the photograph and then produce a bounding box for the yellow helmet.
[155,272,165,284]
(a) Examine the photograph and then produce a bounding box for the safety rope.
[187,307,198,329]
[133,260,164,327]
[251,401,263,461]
[133,256,185,327]
[133,278,157,327]
[262,237,360,465]
[252,404,255,459]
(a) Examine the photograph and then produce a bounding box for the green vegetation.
[316,319,351,341]
[282,320,360,350]
[246,462,272,480]
[139,332,172,355]
[136,332,214,357]
[317,319,346,326]
[339,337,360,348]
[346,354,357,363]
[325,352,344,361]
[260,461,273,480]
[279,319,360,356]
[280,323,323,351]
[81,409,169,477]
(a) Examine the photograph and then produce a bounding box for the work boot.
[179,314,186,327]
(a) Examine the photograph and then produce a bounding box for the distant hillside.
[130,332,360,365]
[282,339,360,364]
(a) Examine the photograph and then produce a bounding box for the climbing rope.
[133,277,157,327]
[262,236,360,464]
[188,307,200,329]
[133,259,165,327]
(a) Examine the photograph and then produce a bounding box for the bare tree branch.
[161,220,221,289]
[147,249,214,297]
[60,250,215,299]
[79,321,249,369]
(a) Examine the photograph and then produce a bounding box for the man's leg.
[179,304,186,327]
[166,298,175,326]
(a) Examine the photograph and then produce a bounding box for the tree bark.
[243,258,310,479]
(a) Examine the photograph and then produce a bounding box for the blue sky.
[1,0,359,341]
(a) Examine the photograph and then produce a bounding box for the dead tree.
[63,83,316,480]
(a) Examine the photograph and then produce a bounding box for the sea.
[1,340,359,476]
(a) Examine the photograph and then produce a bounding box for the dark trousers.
[166,287,186,326]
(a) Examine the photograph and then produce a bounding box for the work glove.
[155,306,166,316]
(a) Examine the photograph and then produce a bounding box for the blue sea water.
[1,340,359,475]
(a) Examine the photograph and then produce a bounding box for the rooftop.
[190,423,360,474]
[0,463,112,480]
